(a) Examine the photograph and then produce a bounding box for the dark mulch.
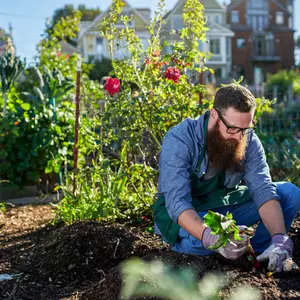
[0,204,300,300]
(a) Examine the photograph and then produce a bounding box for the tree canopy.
[51,4,101,25]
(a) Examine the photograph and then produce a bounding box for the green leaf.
[204,210,243,250]
[55,125,62,135]
[203,211,222,233]
[233,231,242,241]
[21,103,31,111]
[45,165,53,174]
[226,212,233,220]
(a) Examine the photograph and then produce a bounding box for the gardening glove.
[202,226,249,260]
[257,234,298,272]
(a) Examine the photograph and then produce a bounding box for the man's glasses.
[216,110,256,135]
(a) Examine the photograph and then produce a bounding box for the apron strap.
[193,114,209,176]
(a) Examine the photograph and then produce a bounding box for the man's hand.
[257,234,298,272]
[202,227,249,260]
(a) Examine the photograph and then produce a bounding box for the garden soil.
[0,204,300,300]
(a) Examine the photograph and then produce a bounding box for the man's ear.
[210,108,218,120]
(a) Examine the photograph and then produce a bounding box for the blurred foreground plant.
[121,258,260,300]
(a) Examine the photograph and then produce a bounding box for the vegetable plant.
[204,211,260,269]
[0,51,26,116]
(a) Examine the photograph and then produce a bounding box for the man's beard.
[206,120,247,173]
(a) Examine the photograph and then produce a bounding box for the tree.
[51,4,101,24]
[48,5,101,46]
[77,4,101,21]
[296,36,300,49]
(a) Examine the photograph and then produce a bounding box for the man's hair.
[213,84,256,113]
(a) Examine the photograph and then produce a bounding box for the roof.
[228,0,292,15]
[59,41,81,55]
[79,21,93,32]
[207,22,235,36]
[201,0,222,9]
[136,8,151,21]
[78,0,150,41]
[163,0,223,21]
[227,0,243,10]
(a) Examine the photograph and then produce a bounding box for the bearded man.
[153,84,300,273]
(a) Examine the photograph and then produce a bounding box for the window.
[250,0,264,8]
[198,41,205,52]
[173,15,184,31]
[231,11,239,23]
[289,17,293,28]
[237,38,245,48]
[96,37,103,45]
[215,15,220,24]
[210,39,220,54]
[247,14,269,30]
[96,37,103,59]
[276,11,284,25]
[257,39,264,56]
[214,68,222,78]
[226,38,230,55]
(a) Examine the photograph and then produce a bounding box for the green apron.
[153,115,251,246]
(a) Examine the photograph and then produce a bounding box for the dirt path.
[0,204,299,299]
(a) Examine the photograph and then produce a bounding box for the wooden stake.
[73,54,82,193]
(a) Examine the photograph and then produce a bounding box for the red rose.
[104,77,121,96]
[165,67,181,83]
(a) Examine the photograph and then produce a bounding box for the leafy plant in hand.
[204,211,260,269]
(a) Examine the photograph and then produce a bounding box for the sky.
[0,0,299,65]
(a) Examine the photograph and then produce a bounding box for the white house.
[162,0,235,84]
[77,1,151,62]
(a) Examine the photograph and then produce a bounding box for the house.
[77,1,151,62]
[0,24,15,57]
[226,0,295,86]
[59,41,81,55]
[161,0,235,85]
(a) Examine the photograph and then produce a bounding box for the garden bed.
[0,204,299,299]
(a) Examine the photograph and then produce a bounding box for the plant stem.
[247,243,260,269]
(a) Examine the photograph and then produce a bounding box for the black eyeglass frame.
[215,109,256,135]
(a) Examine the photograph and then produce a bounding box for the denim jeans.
[172,182,300,255]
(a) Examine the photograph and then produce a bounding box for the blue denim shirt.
[157,111,280,223]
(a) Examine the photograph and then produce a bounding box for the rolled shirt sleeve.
[243,133,281,209]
